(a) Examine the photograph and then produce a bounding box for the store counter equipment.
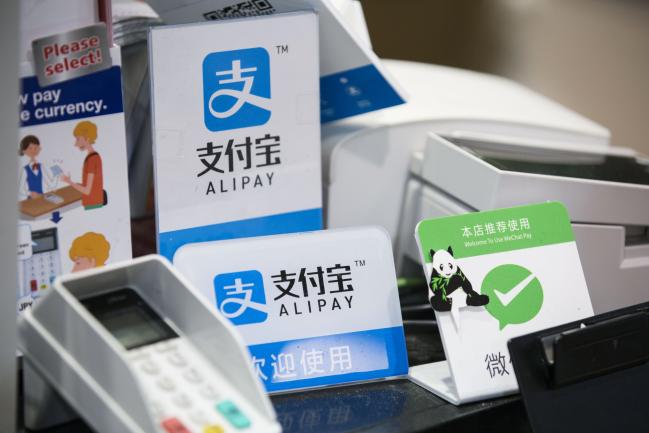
[18,255,281,433]
[508,302,649,433]
[324,59,649,314]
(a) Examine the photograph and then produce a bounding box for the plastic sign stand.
[409,202,593,404]
[149,12,322,262]
[146,0,406,123]
[174,227,409,393]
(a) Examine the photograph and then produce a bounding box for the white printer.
[324,59,649,314]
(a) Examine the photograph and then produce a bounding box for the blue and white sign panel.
[150,12,322,262]
[174,227,409,392]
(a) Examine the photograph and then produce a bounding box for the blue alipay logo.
[202,47,271,132]
[214,270,268,325]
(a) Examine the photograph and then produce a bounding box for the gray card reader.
[18,255,281,433]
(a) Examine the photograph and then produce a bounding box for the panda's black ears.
[429,249,435,259]
[447,246,454,256]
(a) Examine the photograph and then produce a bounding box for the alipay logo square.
[202,47,271,132]
[214,270,268,325]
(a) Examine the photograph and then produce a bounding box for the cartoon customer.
[69,232,111,273]
[18,135,59,199]
[61,120,105,210]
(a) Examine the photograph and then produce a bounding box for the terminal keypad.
[128,338,253,433]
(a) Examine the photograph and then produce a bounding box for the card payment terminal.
[22,227,62,299]
[18,255,281,433]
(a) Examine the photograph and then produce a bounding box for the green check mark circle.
[482,264,543,330]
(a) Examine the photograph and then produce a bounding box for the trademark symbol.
[354,259,366,267]
[275,45,288,54]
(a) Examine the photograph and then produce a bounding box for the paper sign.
[31,23,111,87]
[146,0,406,122]
[409,202,593,404]
[17,47,132,313]
[150,12,323,262]
[174,227,409,392]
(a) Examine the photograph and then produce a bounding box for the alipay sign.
[150,12,322,262]
[174,227,409,392]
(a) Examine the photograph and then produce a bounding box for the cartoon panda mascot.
[429,246,490,312]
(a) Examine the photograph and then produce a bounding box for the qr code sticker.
[203,0,275,20]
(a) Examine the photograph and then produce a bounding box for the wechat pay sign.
[413,203,593,401]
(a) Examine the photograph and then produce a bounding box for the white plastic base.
[408,361,461,405]
[408,361,517,405]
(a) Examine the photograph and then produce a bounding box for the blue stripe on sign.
[248,326,409,393]
[320,64,405,123]
[161,208,323,261]
[20,66,124,127]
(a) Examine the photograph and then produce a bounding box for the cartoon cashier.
[61,120,105,210]
[18,135,59,199]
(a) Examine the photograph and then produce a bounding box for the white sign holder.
[150,11,323,262]
[174,227,409,393]
[410,203,594,404]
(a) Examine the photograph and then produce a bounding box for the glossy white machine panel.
[324,59,610,241]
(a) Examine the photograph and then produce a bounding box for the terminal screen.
[32,228,58,254]
[81,288,177,350]
[455,141,649,186]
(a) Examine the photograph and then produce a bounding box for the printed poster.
[17,47,132,313]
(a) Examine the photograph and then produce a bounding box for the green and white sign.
[409,202,593,404]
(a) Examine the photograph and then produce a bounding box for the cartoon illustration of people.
[18,135,59,200]
[61,120,106,210]
[69,232,110,273]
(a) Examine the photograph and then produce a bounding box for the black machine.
[508,302,649,433]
